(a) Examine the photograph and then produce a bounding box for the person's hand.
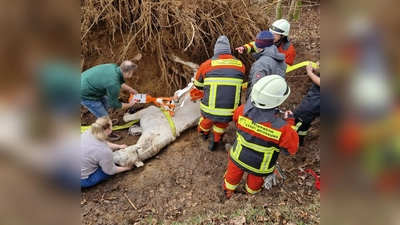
[124,165,133,171]
[130,88,138,95]
[119,144,128,149]
[128,101,136,107]
[306,61,319,73]
[284,110,294,119]
[235,46,245,54]
[306,62,314,73]
[129,98,139,107]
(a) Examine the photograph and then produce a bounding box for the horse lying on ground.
[113,93,200,167]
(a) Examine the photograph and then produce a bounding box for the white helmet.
[251,75,290,109]
[269,19,290,36]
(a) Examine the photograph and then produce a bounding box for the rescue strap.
[80,120,139,133]
[286,61,319,73]
[299,169,320,191]
[160,108,177,138]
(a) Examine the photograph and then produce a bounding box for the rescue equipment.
[129,80,197,117]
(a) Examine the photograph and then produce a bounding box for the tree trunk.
[275,0,282,20]
[288,0,296,19]
[293,0,302,20]
[288,0,302,20]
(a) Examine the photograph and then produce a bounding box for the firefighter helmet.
[251,75,290,109]
[269,19,290,36]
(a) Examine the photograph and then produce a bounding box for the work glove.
[263,173,277,190]
[263,163,286,190]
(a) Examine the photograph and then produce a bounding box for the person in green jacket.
[81,60,139,140]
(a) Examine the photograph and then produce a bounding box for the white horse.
[113,55,200,167]
[112,93,200,167]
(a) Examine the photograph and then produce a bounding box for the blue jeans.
[81,96,109,118]
[81,167,111,188]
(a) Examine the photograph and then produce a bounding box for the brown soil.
[81,3,320,225]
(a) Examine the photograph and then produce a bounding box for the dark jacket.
[294,73,320,124]
[194,54,245,122]
[81,64,125,109]
[246,46,287,100]
[230,101,299,176]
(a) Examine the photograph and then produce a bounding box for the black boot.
[208,134,218,151]
[298,135,305,146]
[209,142,218,151]
[200,131,209,140]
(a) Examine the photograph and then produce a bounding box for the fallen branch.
[288,162,314,173]
[124,193,138,210]
[279,164,297,179]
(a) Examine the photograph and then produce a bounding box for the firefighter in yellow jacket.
[222,75,299,198]
[194,36,246,151]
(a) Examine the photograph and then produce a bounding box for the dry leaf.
[258,216,268,222]
[296,197,303,204]
[230,216,246,225]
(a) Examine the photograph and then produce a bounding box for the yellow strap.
[160,108,177,138]
[80,120,140,133]
[241,61,319,89]
[286,61,319,73]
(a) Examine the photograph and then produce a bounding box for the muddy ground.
[81,6,320,225]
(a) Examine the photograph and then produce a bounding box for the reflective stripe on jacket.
[230,103,299,176]
[195,54,245,122]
